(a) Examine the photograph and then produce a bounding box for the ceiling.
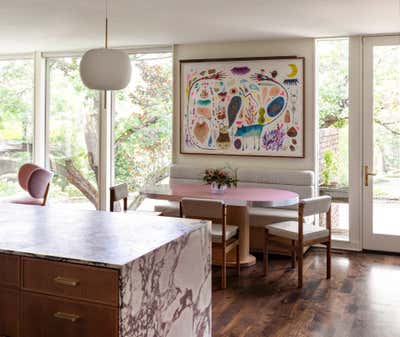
[1,0,400,53]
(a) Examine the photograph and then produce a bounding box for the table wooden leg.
[212,205,256,267]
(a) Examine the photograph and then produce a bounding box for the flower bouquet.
[202,166,238,194]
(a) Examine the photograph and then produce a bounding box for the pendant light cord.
[105,0,108,48]
[104,0,109,108]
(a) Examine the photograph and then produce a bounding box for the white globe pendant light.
[80,0,131,90]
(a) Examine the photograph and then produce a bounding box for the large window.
[46,57,100,209]
[0,49,172,209]
[0,58,34,197]
[113,53,173,209]
[316,38,350,240]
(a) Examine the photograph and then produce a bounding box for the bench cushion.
[238,167,314,186]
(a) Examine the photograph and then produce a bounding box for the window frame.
[0,54,35,197]
[315,37,363,251]
[31,46,172,210]
[110,50,173,198]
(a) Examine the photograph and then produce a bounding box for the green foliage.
[0,60,34,196]
[47,57,99,205]
[317,39,349,188]
[321,150,338,186]
[114,54,172,193]
[372,45,400,177]
[317,39,349,129]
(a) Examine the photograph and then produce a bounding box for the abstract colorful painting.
[180,57,304,157]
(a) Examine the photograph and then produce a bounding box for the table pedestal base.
[212,248,257,267]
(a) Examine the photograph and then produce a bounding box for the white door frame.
[362,35,400,252]
[315,37,364,251]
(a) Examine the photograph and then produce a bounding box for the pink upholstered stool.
[10,163,53,206]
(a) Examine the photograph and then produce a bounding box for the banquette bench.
[138,164,315,255]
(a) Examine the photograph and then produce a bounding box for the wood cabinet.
[0,253,118,337]
[0,287,19,337]
[0,254,20,287]
[22,258,119,306]
[21,292,118,337]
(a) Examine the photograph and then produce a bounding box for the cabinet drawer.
[21,292,117,337]
[22,258,119,306]
[0,287,20,337]
[0,254,20,287]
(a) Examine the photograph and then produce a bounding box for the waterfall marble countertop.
[0,203,208,269]
[0,204,212,336]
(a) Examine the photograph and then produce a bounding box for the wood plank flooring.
[212,249,400,337]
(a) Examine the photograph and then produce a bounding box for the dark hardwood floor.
[212,249,400,337]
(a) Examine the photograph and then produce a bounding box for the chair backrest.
[26,167,53,205]
[110,183,129,212]
[18,163,40,191]
[299,196,332,217]
[180,197,225,222]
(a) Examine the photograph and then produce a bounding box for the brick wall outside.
[319,128,339,185]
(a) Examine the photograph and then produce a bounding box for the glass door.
[363,36,400,252]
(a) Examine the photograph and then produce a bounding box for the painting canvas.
[180,57,304,157]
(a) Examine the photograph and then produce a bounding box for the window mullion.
[33,51,46,166]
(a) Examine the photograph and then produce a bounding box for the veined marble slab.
[120,222,211,337]
[0,203,208,269]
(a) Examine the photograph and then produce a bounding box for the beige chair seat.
[267,221,329,241]
[211,224,238,243]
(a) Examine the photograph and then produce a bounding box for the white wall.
[172,38,315,171]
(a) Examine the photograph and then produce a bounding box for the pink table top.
[141,182,299,208]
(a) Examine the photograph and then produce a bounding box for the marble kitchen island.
[0,204,211,337]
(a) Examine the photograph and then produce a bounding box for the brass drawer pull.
[54,276,80,287]
[53,311,80,322]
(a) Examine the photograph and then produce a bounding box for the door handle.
[365,165,377,187]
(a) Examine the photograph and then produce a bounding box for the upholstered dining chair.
[180,197,240,289]
[110,183,162,215]
[263,196,332,288]
[10,163,53,206]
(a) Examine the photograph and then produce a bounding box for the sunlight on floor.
[373,200,400,236]
[368,265,400,330]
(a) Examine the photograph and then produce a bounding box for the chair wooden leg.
[263,229,269,276]
[297,242,303,288]
[291,240,296,268]
[236,243,240,277]
[327,239,331,279]
[42,183,50,206]
[221,247,227,290]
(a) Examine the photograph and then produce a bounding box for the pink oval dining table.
[141,182,299,267]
